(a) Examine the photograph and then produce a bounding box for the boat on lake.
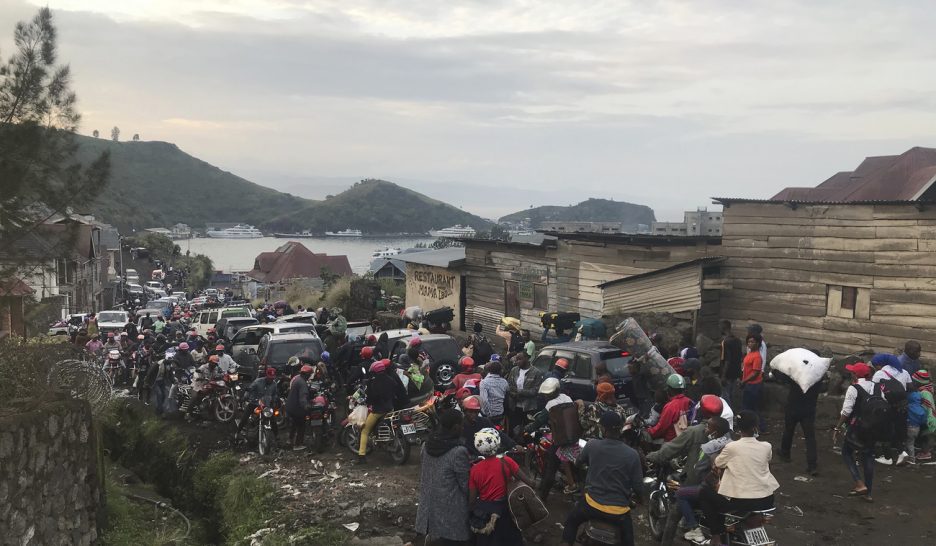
[429,225,476,238]
[206,224,264,238]
[325,229,363,237]
[371,247,401,259]
[273,230,317,238]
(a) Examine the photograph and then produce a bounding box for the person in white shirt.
[213,344,237,374]
[870,353,912,465]
[833,362,877,501]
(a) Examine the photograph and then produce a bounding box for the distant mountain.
[263,179,492,234]
[75,135,309,231]
[72,136,490,235]
[499,198,655,230]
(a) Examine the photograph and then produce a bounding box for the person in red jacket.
[451,356,482,392]
[648,374,692,442]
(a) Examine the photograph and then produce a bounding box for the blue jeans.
[676,485,702,528]
[722,378,738,407]
[154,380,169,415]
[742,382,766,431]
[842,438,874,492]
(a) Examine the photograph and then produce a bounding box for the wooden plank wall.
[602,265,703,316]
[555,239,720,317]
[720,202,936,355]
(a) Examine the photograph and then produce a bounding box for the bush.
[219,473,279,544]
[320,276,351,311]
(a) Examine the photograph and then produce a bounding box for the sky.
[3,1,936,221]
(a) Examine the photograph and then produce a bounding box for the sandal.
[848,488,868,496]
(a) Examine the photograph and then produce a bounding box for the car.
[48,313,89,336]
[126,275,140,285]
[215,316,259,341]
[125,268,138,278]
[145,281,163,290]
[171,291,187,302]
[127,283,144,295]
[238,332,324,380]
[97,310,129,335]
[191,306,253,337]
[532,341,634,403]
[388,333,461,386]
[230,323,318,365]
[275,311,318,325]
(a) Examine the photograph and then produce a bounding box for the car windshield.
[98,312,127,323]
[221,308,250,318]
[423,338,460,362]
[600,352,632,379]
[226,319,258,334]
[269,339,323,365]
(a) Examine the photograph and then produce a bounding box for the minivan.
[192,306,252,337]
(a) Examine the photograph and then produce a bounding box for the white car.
[97,310,129,334]
[145,281,163,290]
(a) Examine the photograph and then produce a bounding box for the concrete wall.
[0,399,102,546]
[406,263,462,331]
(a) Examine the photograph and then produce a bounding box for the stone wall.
[0,398,102,546]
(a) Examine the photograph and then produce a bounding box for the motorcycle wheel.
[648,490,668,542]
[258,426,274,456]
[311,426,328,453]
[214,394,236,423]
[390,429,410,465]
[342,425,361,456]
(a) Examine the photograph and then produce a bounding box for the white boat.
[429,225,476,238]
[325,229,363,237]
[371,247,401,259]
[206,224,264,238]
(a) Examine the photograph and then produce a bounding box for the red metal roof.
[0,278,34,297]
[768,147,936,202]
[247,241,352,283]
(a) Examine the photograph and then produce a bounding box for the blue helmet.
[489,354,501,363]
[320,351,330,363]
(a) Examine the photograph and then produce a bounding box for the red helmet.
[300,364,314,374]
[555,358,570,370]
[360,346,374,359]
[455,388,472,400]
[366,335,378,345]
[409,337,422,347]
[313,395,327,406]
[699,394,724,418]
[208,355,220,364]
[265,367,276,378]
[215,344,226,352]
[369,360,387,374]
[462,395,481,411]
[459,356,475,370]
[178,342,189,351]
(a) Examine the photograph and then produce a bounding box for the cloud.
[5,0,936,220]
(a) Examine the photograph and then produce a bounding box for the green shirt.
[525,340,536,358]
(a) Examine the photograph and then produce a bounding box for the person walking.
[777,368,826,475]
[718,320,744,406]
[469,428,535,545]
[833,362,877,502]
[479,361,509,425]
[416,409,471,545]
[506,352,543,439]
[285,364,313,450]
[741,334,766,433]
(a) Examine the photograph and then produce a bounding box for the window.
[533,283,547,310]
[827,285,868,319]
[572,353,591,379]
[504,281,520,318]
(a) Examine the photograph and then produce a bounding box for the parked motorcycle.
[306,379,337,453]
[175,376,236,422]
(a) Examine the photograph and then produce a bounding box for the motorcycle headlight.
[262,407,274,418]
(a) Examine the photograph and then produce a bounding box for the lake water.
[181,236,436,274]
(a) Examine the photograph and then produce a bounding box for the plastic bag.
[349,405,368,427]
[769,348,831,393]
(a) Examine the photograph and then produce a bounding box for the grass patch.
[100,474,196,546]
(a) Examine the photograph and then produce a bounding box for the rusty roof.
[598,256,726,288]
[247,241,351,283]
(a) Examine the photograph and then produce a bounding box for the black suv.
[238,332,324,380]
[532,341,633,403]
[389,333,462,386]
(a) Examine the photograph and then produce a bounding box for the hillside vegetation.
[499,198,655,230]
[263,179,491,234]
[75,135,308,231]
[75,136,490,234]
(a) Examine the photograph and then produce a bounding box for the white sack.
[769,348,831,393]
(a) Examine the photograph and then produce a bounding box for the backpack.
[472,334,494,364]
[879,370,908,410]
[854,383,892,444]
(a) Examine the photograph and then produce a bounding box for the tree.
[110,126,119,141]
[0,8,110,275]
[92,129,98,138]
[132,133,139,141]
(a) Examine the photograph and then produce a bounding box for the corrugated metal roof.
[712,198,929,205]
[395,247,466,268]
[597,256,725,288]
[542,232,721,245]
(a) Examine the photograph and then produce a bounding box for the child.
[904,390,928,465]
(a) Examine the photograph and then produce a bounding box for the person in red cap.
[833,362,877,501]
[357,359,406,463]
[547,357,571,382]
[215,344,236,373]
[286,364,314,450]
[187,354,225,419]
[451,356,482,394]
[236,367,280,440]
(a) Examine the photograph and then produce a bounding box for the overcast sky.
[4,0,936,220]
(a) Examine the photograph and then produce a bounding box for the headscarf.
[871,353,902,371]
[407,363,425,389]
[596,381,616,404]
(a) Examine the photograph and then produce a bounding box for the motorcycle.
[340,390,430,465]
[306,380,337,453]
[103,349,124,385]
[522,426,553,482]
[178,375,237,422]
[254,400,281,456]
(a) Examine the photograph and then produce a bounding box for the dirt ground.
[178,409,936,546]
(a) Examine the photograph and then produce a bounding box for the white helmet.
[538,377,560,396]
[473,428,501,456]
[107,349,120,360]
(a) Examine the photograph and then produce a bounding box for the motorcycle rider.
[140,312,154,331]
[357,359,407,464]
[529,377,583,498]
[214,344,237,373]
[286,364,314,450]
[648,374,693,442]
[451,356,482,393]
[188,355,224,417]
[85,334,104,357]
[146,351,176,416]
[561,411,644,546]
[236,367,281,439]
[646,394,727,545]
[103,332,121,352]
[174,342,196,371]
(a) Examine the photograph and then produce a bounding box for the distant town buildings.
[144,223,191,239]
[539,221,627,234]
[651,207,723,236]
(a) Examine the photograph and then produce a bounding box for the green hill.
[263,179,492,234]
[76,135,309,231]
[74,136,490,235]
[499,198,655,230]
